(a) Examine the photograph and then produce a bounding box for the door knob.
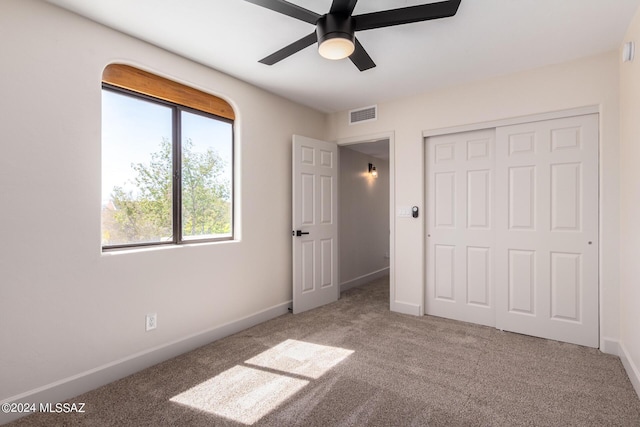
[293,230,310,237]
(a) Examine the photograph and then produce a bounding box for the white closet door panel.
[495,114,598,347]
[426,129,495,327]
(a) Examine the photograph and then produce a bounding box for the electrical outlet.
[145,313,157,331]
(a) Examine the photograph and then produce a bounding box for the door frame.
[337,131,396,310]
[421,105,606,347]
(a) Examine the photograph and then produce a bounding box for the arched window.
[101,64,235,250]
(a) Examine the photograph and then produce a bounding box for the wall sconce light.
[368,163,378,178]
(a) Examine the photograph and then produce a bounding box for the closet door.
[494,114,599,347]
[425,129,496,327]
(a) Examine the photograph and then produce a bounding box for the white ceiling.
[45,0,640,113]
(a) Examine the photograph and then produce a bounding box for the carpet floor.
[10,276,640,426]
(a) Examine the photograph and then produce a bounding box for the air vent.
[349,105,377,125]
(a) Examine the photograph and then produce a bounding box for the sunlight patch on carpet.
[245,339,354,379]
[170,365,308,425]
[170,340,354,424]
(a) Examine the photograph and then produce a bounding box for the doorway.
[338,139,391,295]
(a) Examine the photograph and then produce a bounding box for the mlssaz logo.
[39,402,86,413]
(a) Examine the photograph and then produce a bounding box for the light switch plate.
[397,207,412,217]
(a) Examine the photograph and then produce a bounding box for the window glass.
[102,90,173,246]
[101,85,234,250]
[180,110,233,240]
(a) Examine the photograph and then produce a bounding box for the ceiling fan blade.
[354,0,461,31]
[259,32,318,65]
[329,0,358,16]
[244,0,320,25]
[349,38,376,71]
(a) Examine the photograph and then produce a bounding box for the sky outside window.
[101,90,172,205]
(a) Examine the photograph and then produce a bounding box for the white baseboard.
[600,337,619,356]
[0,301,291,425]
[340,267,390,292]
[619,341,640,399]
[391,300,422,316]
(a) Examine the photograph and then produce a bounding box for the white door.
[292,135,339,314]
[425,114,599,348]
[425,129,496,327]
[494,114,599,347]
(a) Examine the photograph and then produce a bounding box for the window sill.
[101,238,239,256]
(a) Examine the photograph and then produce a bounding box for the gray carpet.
[10,276,640,426]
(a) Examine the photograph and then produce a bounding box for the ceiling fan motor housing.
[316,14,355,48]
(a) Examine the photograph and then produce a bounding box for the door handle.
[293,230,310,237]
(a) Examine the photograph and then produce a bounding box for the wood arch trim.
[102,64,235,121]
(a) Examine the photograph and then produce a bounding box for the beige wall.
[0,0,326,408]
[329,52,621,348]
[338,147,390,286]
[619,7,640,395]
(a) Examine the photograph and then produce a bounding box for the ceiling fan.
[245,0,462,71]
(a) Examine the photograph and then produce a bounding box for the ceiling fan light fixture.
[316,14,355,60]
[319,37,355,60]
